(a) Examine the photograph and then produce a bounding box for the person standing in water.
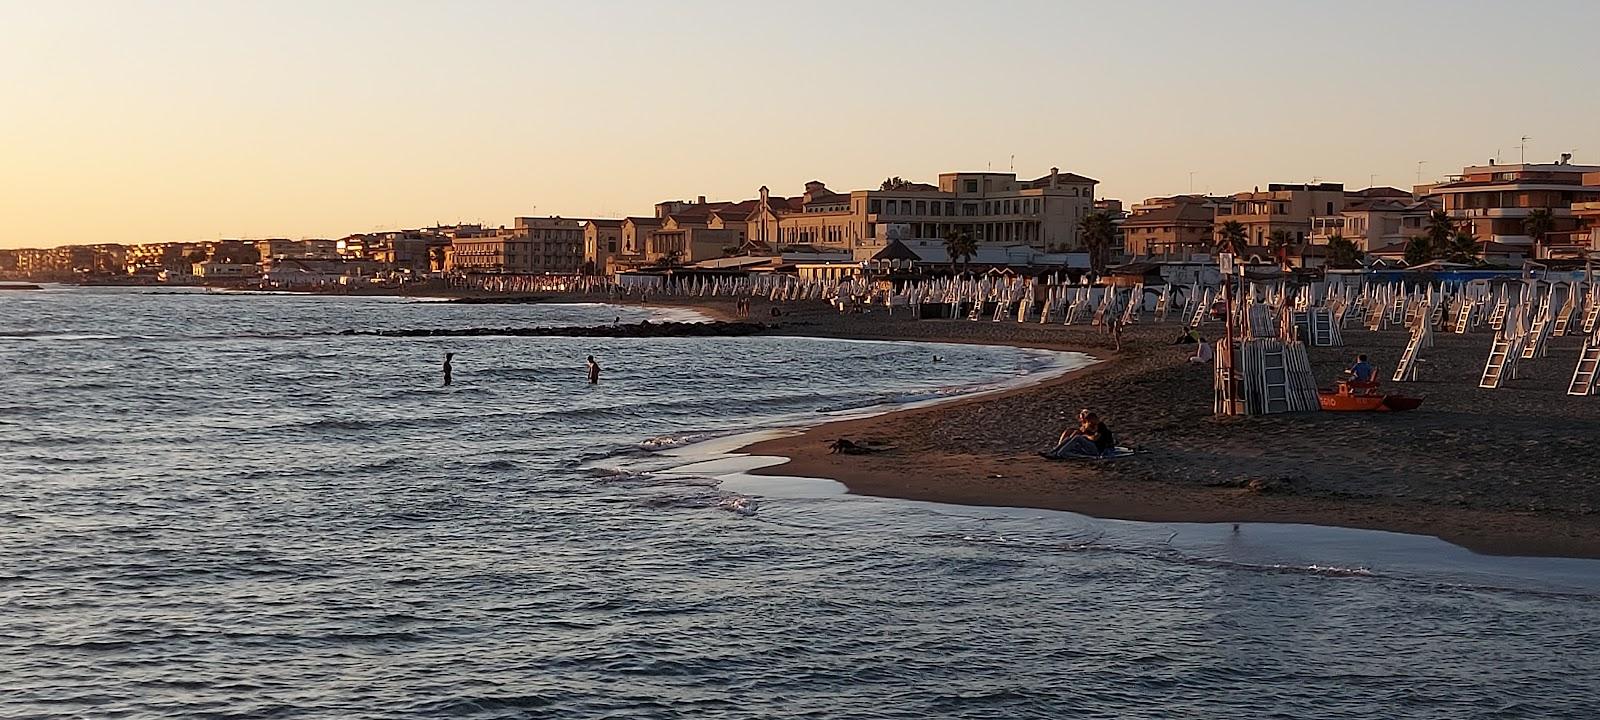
[586,355,601,385]
[442,352,454,386]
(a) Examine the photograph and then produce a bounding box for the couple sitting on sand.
[1041,409,1116,459]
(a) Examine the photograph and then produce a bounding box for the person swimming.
[586,355,601,385]
[442,352,454,387]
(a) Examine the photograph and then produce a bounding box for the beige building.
[1120,197,1216,258]
[449,217,586,274]
[742,169,1097,255]
[647,212,744,263]
[582,219,623,274]
[1308,189,1438,252]
[620,217,662,257]
[257,238,339,261]
[514,216,585,273]
[1423,161,1600,255]
[1215,183,1348,248]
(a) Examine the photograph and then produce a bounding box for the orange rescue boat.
[1318,380,1423,412]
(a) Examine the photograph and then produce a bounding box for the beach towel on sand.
[1045,446,1136,461]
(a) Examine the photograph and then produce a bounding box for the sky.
[2,0,1598,248]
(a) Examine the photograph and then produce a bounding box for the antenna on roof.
[1519,135,1531,164]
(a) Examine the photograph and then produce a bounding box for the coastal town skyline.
[5,0,1600,249]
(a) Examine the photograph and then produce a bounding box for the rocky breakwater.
[341,320,769,338]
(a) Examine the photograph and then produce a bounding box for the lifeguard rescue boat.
[1318,380,1423,412]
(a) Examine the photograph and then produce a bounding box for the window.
[945,201,955,215]
[930,202,942,216]
[964,180,978,193]
[915,201,926,215]
[870,199,882,214]
[1326,202,1334,214]
[984,202,992,215]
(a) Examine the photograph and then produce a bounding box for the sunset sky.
[3,0,1598,249]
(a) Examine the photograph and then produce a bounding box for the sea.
[3,286,1598,719]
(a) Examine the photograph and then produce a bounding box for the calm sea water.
[3,286,1599,719]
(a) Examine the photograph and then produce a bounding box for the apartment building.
[1121,197,1216,258]
[448,217,586,274]
[1423,160,1600,254]
[1308,188,1439,252]
[1215,183,1347,248]
[1552,171,1600,258]
[256,238,340,261]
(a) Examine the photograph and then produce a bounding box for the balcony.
[1451,207,1573,218]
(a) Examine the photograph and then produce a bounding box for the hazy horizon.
[3,0,1598,249]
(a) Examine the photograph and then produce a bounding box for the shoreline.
[694,298,1600,561]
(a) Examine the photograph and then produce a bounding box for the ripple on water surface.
[2,288,1598,719]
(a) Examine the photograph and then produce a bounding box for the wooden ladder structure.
[1522,306,1552,360]
[1257,342,1292,414]
[1188,288,1212,328]
[1365,300,1386,331]
[1393,332,1422,382]
[1583,301,1600,335]
[1153,286,1170,322]
[1454,299,1475,334]
[1310,309,1335,347]
[1554,292,1578,336]
[1121,284,1143,325]
[1489,296,1509,331]
[1569,340,1600,396]
[1480,335,1516,389]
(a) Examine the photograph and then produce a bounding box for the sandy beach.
[618,295,1600,559]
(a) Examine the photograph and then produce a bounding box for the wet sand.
[672,297,1600,560]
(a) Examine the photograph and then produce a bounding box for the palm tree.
[1267,229,1294,267]
[1425,209,1455,257]
[1216,220,1248,257]
[943,227,976,273]
[1077,211,1116,275]
[1445,230,1481,264]
[1326,234,1363,269]
[1403,236,1434,267]
[1524,208,1554,252]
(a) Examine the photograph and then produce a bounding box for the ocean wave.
[637,431,735,451]
[0,330,318,343]
[0,332,124,341]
